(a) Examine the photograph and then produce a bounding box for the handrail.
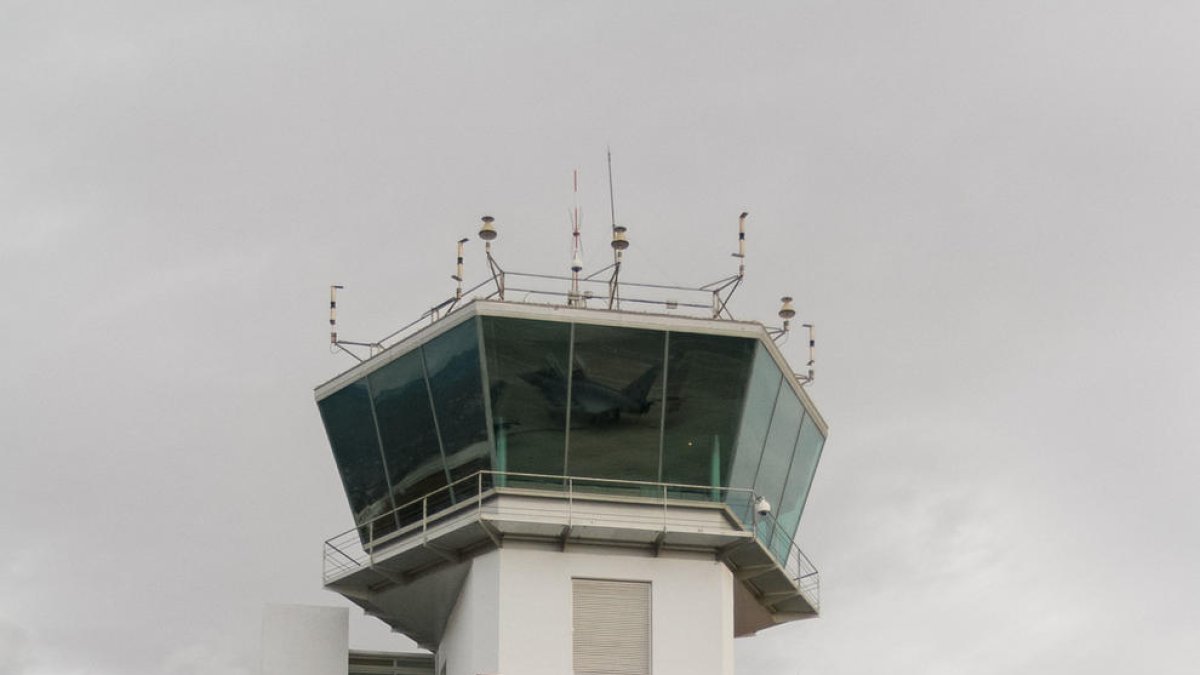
[335,269,777,360]
[322,470,819,610]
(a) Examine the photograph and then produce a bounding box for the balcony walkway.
[323,472,818,642]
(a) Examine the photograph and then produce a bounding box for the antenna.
[329,285,344,345]
[569,170,584,307]
[324,191,821,384]
[765,298,815,384]
[607,147,617,236]
[801,323,815,383]
[606,148,629,310]
[479,215,505,300]
[454,237,469,296]
[735,211,747,274]
[326,285,378,362]
[704,212,748,319]
[445,237,470,312]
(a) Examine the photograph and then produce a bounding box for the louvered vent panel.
[572,578,652,675]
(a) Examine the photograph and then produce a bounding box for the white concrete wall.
[438,552,501,675]
[439,544,734,675]
[261,604,348,675]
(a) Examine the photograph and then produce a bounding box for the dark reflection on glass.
[776,413,826,541]
[661,332,755,497]
[567,324,666,486]
[481,316,570,487]
[320,311,825,552]
[727,344,782,520]
[317,380,394,538]
[753,385,804,518]
[369,350,446,526]
[424,320,490,492]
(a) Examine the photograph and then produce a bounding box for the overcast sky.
[3,2,1199,674]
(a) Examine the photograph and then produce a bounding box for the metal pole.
[329,285,344,344]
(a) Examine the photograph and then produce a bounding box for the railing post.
[662,484,668,530]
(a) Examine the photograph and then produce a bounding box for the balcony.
[323,471,819,638]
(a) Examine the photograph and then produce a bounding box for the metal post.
[368,517,375,566]
[422,495,428,544]
[662,484,669,530]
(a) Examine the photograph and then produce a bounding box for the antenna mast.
[569,170,584,306]
[479,215,505,300]
[329,285,343,345]
[608,148,617,235]
[446,237,470,313]
[326,285,380,362]
[703,212,748,319]
[607,148,629,309]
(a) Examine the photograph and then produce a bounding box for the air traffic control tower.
[316,213,827,675]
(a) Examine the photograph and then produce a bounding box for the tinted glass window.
[753,385,803,519]
[317,380,392,535]
[726,343,782,521]
[567,324,666,488]
[661,332,755,497]
[776,413,826,540]
[424,320,490,495]
[481,316,570,487]
[369,350,447,522]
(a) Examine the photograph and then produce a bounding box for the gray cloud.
[2,2,1198,673]
[0,620,31,675]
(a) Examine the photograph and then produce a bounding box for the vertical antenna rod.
[328,284,366,362]
[606,148,629,309]
[803,323,816,383]
[607,147,616,234]
[736,211,747,276]
[329,285,344,344]
[479,215,505,300]
[711,212,748,319]
[570,170,584,306]
[452,238,468,299]
[444,236,471,315]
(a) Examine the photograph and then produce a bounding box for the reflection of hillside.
[355,495,395,531]
[370,332,490,502]
[388,454,447,500]
[444,440,491,477]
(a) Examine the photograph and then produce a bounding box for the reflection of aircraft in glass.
[519,358,659,423]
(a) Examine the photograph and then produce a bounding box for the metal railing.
[333,269,767,361]
[323,470,819,610]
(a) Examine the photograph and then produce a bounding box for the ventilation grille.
[572,578,652,675]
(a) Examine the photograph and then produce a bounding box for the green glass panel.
[776,413,826,540]
[481,316,570,487]
[567,324,666,486]
[369,350,447,525]
[727,343,782,522]
[661,332,755,497]
[317,380,393,535]
[424,320,490,494]
[753,384,803,521]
